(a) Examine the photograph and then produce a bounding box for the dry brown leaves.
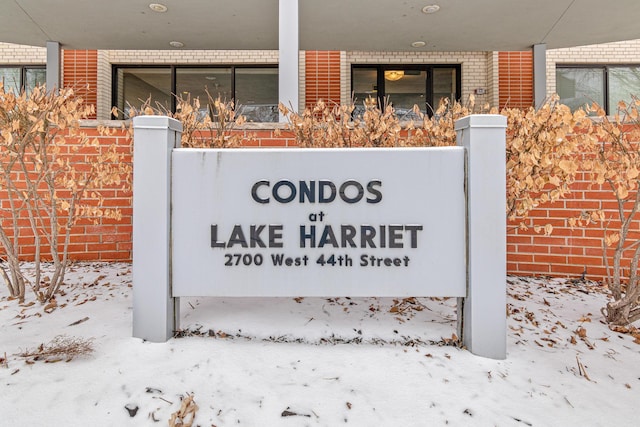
[609,324,640,344]
[168,394,198,427]
[0,83,131,303]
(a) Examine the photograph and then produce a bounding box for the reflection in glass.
[25,68,46,95]
[0,67,21,94]
[386,70,426,120]
[609,66,640,111]
[557,68,604,112]
[119,68,172,115]
[176,68,232,107]
[433,68,457,111]
[235,68,278,122]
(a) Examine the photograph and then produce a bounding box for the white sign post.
[132,115,507,359]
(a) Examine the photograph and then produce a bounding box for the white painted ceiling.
[2,0,640,51]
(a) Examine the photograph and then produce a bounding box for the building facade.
[4,40,640,119]
[2,40,640,279]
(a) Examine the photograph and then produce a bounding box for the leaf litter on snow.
[0,264,639,426]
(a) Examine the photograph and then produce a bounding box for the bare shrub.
[116,89,249,148]
[280,96,590,231]
[279,96,640,326]
[580,99,640,325]
[0,83,130,303]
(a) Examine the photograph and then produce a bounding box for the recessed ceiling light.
[411,41,426,48]
[169,41,184,48]
[422,5,440,14]
[149,3,168,13]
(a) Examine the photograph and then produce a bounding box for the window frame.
[556,63,640,114]
[0,64,46,93]
[111,64,278,119]
[350,64,462,116]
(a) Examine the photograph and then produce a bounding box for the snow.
[1,263,638,426]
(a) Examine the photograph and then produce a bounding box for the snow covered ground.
[0,262,638,426]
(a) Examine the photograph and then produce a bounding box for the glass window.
[351,65,461,118]
[176,68,232,105]
[25,68,46,95]
[433,67,457,109]
[557,65,640,114]
[608,66,640,110]
[386,70,426,120]
[352,68,378,105]
[0,67,21,93]
[0,66,45,94]
[235,68,278,122]
[114,65,278,121]
[556,68,604,112]
[117,68,171,115]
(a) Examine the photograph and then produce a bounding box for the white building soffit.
[1,0,640,51]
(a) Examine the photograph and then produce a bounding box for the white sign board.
[171,148,466,297]
[132,114,507,359]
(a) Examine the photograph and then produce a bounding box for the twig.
[68,317,89,327]
[576,355,591,381]
[154,396,174,405]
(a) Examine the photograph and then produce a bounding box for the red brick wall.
[0,127,131,261]
[6,123,635,283]
[236,128,298,147]
[62,50,98,119]
[305,51,341,109]
[498,52,534,109]
[507,174,640,280]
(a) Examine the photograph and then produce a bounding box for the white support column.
[455,114,507,359]
[132,116,183,342]
[46,41,61,92]
[278,0,299,121]
[533,43,547,108]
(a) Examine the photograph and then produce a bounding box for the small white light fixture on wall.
[169,41,184,48]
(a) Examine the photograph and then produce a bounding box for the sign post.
[132,116,182,343]
[456,115,507,359]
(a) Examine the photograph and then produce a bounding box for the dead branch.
[17,335,94,362]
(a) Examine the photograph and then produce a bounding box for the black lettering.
[405,225,423,248]
[366,180,383,203]
[269,225,283,248]
[341,225,357,248]
[389,225,404,248]
[273,180,296,203]
[251,180,270,204]
[211,225,225,248]
[271,253,284,265]
[250,225,266,248]
[300,225,315,248]
[361,225,376,248]
[299,181,315,203]
[319,180,336,203]
[339,180,364,203]
[228,225,248,248]
[319,225,339,248]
